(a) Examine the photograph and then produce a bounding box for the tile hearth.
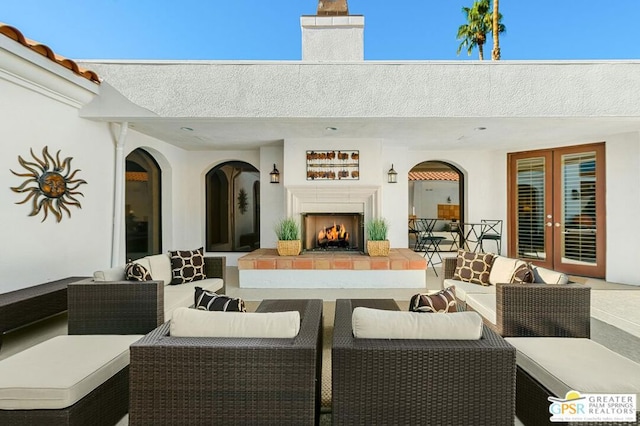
[237,248,427,289]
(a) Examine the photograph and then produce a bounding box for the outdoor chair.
[478,219,503,254]
[128,299,323,426]
[331,299,516,425]
[413,218,446,276]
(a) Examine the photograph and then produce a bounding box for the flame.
[318,222,349,241]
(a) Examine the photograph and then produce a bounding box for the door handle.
[555,223,561,227]
[546,222,552,227]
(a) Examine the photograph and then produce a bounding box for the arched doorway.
[206,161,260,252]
[125,149,162,260]
[408,161,464,251]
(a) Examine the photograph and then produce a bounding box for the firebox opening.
[302,213,364,252]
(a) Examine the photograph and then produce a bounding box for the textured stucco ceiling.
[79,61,640,151]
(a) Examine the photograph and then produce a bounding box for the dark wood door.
[508,142,605,278]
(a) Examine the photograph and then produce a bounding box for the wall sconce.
[269,164,280,184]
[387,164,398,183]
[447,196,452,203]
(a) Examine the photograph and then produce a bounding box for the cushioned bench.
[506,337,640,425]
[0,276,87,350]
[0,334,142,425]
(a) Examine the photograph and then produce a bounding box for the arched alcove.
[206,161,260,252]
[125,148,162,260]
[408,160,464,251]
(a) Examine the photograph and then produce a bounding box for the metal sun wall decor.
[306,150,359,180]
[10,146,88,222]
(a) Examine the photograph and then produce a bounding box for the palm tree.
[491,0,501,60]
[457,0,505,60]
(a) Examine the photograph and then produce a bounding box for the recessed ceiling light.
[325,126,338,131]
[474,126,487,131]
[180,126,194,132]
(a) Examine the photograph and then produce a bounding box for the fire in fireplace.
[318,222,349,248]
[302,213,364,252]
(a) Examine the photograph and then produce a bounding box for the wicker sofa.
[442,256,591,338]
[0,278,170,425]
[441,257,640,424]
[331,299,516,425]
[76,254,226,328]
[128,299,324,425]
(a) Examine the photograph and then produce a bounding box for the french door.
[508,142,605,278]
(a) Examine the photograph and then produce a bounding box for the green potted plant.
[366,218,390,256]
[274,217,301,256]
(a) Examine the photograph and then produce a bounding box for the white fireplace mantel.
[285,185,381,220]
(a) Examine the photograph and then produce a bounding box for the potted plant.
[274,217,301,256]
[366,218,390,256]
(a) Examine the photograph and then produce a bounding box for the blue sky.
[3,0,639,61]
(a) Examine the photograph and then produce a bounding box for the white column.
[111,122,128,267]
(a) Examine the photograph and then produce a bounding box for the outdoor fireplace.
[302,213,364,252]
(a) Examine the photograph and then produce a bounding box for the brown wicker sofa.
[331,299,516,425]
[441,257,640,425]
[442,256,591,338]
[0,280,167,426]
[128,299,324,426]
[71,255,226,332]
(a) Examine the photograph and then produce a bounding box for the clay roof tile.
[0,22,100,84]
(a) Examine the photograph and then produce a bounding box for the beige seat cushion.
[163,278,224,321]
[0,335,142,410]
[93,266,125,281]
[489,256,516,285]
[531,265,569,284]
[352,308,483,340]
[170,307,300,338]
[145,253,173,285]
[93,257,151,282]
[443,279,496,302]
[465,293,497,325]
[505,337,640,400]
[489,256,527,285]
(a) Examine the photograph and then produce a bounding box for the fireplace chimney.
[301,0,364,61]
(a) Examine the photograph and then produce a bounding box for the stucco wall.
[603,132,640,285]
[0,77,113,292]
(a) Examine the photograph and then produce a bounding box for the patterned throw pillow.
[452,249,495,286]
[194,287,246,312]
[510,262,534,284]
[409,286,457,313]
[125,262,152,282]
[169,247,207,285]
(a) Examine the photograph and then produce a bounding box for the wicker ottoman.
[506,337,640,425]
[0,334,142,425]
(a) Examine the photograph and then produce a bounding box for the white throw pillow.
[170,307,300,338]
[489,256,520,285]
[351,308,483,340]
[531,265,569,284]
